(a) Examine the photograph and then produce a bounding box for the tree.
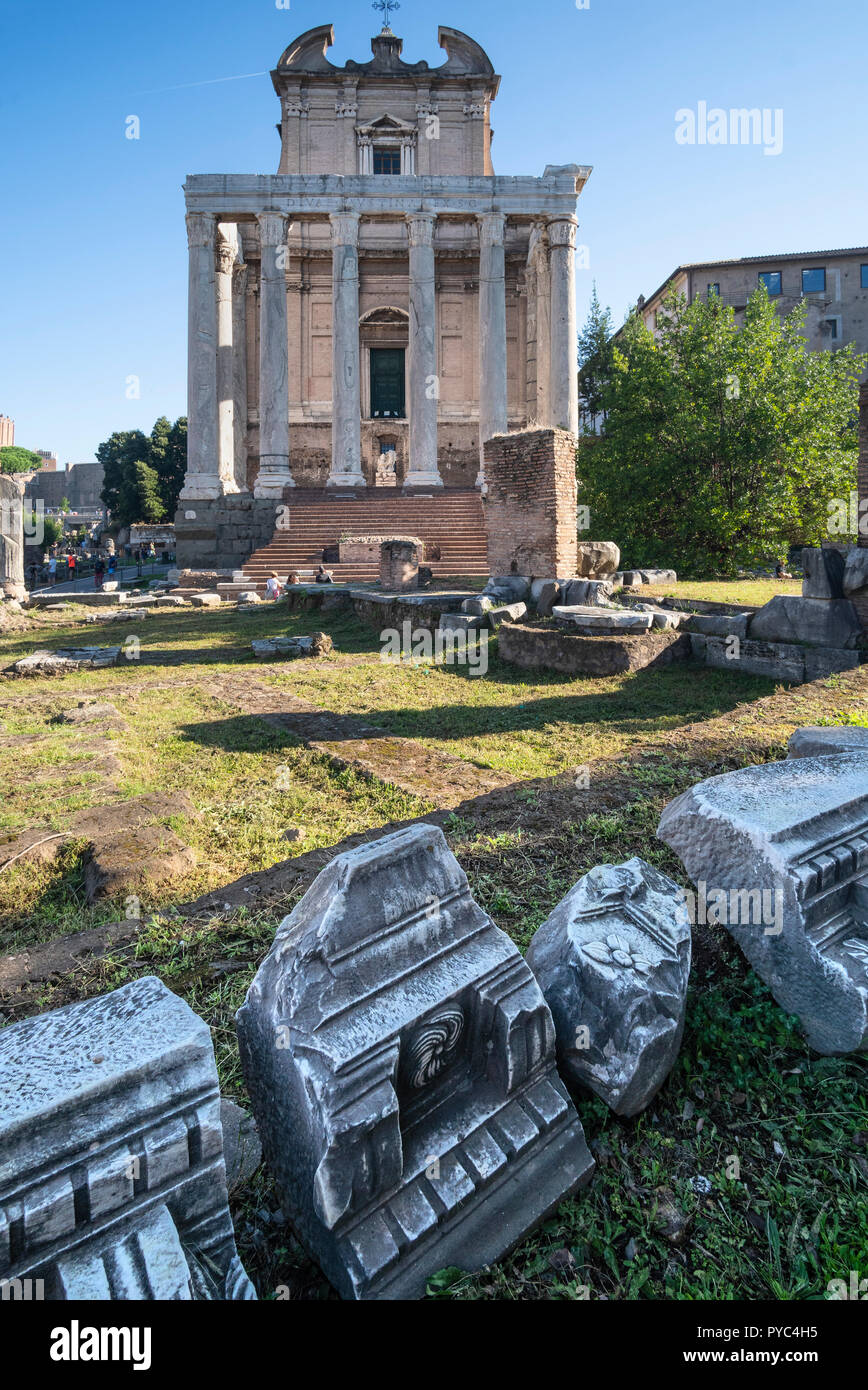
[98,430,150,522]
[129,461,167,523]
[577,284,614,432]
[0,445,41,474]
[60,496,71,513]
[148,415,187,517]
[578,287,867,574]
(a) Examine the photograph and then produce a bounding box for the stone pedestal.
[380,538,419,592]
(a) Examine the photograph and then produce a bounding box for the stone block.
[5,647,123,677]
[843,546,868,598]
[535,581,561,618]
[658,753,868,1054]
[487,601,527,628]
[439,612,483,632]
[0,977,255,1299]
[748,595,862,649]
[461,596,496,617]
[621,570,644,586]
[527,858,691,1116]
[693,634,804,681]
[251,632,333,658]
[563,579,613,608]
[802,547,845,599]
[190,592,222,608]
[484,575,531,603]
[688,612,750,639]
[638,569,677,584]
[237,590,261,605]
[552,606,654,633]
[235,823,594,1300]
[787,725,868,758]
[498,623,690,676]
[576,541,620,578]
[803,647,860,680]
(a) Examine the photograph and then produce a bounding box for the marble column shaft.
[405,213,443,488]
[215,227,240,493]
[231,257,249,490]
[477,212,508,487]
[254,211,295,498]
[549,217,579,435]
[181,211,222,500]
[328,212,365,487]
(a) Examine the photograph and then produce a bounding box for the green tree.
[97,429,150,524]
[0,445,41,474]
[97,418,186,524]
[60,496,71,513]
[579,287,866,574]
[148,415,187,517]
[577,284,614,432]
[129,461,167,522]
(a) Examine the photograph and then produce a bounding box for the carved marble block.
[0,977,255,1299]
[658,753,868,1055]
[236,823,594,1300]
[526,858,691,1116]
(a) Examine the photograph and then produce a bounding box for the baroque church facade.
[176,21,590,571]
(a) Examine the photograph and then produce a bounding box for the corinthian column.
[180,211,221,500]
[231,256,249,490]
[405,213,443,488]
[327,212,365,487]
[216,227,240,493]
[477,212,508,489]
[254,211,295,498]
[548,216,579,435]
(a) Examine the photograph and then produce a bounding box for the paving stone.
[688,612,750,638]
[251,632,333,658]
[787,725,868,759]
[84,824,196,902]
[0,977,255,1299]
[552,605,654,633]
[235,823,594,1300]
[527,858,691,1116]
[189,592,222,608]
[748,595,862,648]
[658,752,868,1054]
[5,647,122,676]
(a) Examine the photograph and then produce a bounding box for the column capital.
[258,211,289,249]
[547,216,578,250]
[215,235,235,276]
[477,212,506,248]
[329,211,360,246]
[406,213,436,248]
[185,211,215,249]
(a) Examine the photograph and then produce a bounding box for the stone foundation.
[174,495,280,570]
[498,622,690,676]
[483,428,578,576]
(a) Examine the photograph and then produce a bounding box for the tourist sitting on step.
[315,565,334,585]
[286,571,301,586]
[265,572,283,600]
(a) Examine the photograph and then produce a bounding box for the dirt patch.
[84,823,197,901]
[0,918,140,1000]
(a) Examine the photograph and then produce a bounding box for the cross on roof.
[372,0,400,31]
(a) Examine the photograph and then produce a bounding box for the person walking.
[94,557,105,590]
[67,552,76,585]
[107,552,117,580]
[48,554,57,586]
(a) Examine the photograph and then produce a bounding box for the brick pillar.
[380,540,419,592]
[482,428,577,578]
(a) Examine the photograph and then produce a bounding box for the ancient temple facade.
[176,22,590,571]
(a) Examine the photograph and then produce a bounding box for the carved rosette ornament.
[406,1009,464,1087]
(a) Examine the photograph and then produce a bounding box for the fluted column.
[528,221,551,427]
[180,211,221,500]
[215,227,240,493]
[231,255,249,490]
[328,212,365,487]
[548,216,579,435]
[405,213,443,488]
[254,211,295,498]
[477,212,508,489]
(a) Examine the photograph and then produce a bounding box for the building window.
[861,264,868,289]
[802,267,826,294]
[373,146,401,175]
[820,317,840,341]
[758,271,782,296]
[707,283,720,298]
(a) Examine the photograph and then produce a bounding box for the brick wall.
[482,428,577,577]
[855,375,868,631]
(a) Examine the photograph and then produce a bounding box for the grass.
[1,595,866,1300]
[637,578,802,607]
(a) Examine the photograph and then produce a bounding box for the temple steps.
[242,488,489,584]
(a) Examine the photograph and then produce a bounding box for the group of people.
[264,565,334,600]
[32,550,118,589]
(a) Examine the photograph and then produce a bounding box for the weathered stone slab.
[0,977,255,1298]
[251,632,333,658]
[748,595,862,648]
[237,590,261,604]
[484,575,531,602]
[190,592,222,608]
[802,547,845,600]
[439,612,483,632]
[84,824,196,902]
[5,647,122,676]
[632,604,683,630]
[498,624,690,675]
[527,858,691,1116]
[562,579,613,607]
[235,823,594,1301]
[552,605,654,633]
[535,580,560,618]
[787,725,868,759]
[576,541,620,578]
[688,612,750,639]
[638,568,677,584]
[843,546,868,598]
[487,601,527,627]
[692,633,859,683]
[658,753,868,1054]
[461,595,496,617]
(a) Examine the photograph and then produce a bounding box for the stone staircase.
[242,489,488,586]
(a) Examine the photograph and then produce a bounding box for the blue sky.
[1,0,866,464]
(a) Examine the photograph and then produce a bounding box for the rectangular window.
[821,317,840,340]
[707,283,720,298]
[861,264,868,289]
[802,267,826,294]
[373,146,401,175]
[758,271,782,296]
